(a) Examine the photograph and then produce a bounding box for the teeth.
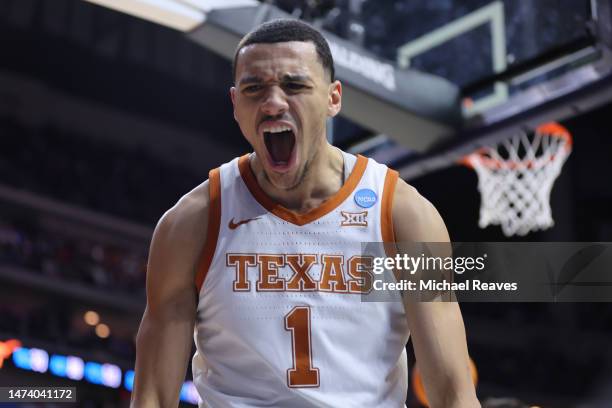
[263,125,292,134]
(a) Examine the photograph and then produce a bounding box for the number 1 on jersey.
[285,306,320,387]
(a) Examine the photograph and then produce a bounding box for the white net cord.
[464,124,572,237]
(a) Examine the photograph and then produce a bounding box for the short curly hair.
[232,19,335,83]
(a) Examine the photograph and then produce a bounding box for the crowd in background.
[0,218,146,295]
[0,215,142,363]
[0,116,201,225]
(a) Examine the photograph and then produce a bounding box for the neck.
[251,143,345,213]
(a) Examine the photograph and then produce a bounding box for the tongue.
[266,130,295,164]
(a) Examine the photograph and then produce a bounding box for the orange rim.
[459,122,572,170]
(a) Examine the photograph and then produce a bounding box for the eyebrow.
[238,74,312,86]
[238,76,263,86]
[281,74,311,82]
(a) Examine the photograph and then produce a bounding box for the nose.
[260,86,288,116]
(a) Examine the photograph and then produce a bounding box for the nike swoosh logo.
[228,217,261,230]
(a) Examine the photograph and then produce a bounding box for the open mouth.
[263,128,296,167]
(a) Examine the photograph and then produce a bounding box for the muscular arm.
[131,181,210,408]
[392,180,480,408]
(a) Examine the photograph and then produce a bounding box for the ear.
[230,87,238,121]
[327,80,342,117]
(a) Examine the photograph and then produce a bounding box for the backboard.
[356,0,612,178]
[396,0,595,117]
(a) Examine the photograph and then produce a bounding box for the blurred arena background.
[1,0,612,406]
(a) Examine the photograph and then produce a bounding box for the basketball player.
[131,19,479,408]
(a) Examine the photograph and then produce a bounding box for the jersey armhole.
[195,167,221,292]
[381,168,399,243]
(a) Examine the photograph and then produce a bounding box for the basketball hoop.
[461,122,572,237]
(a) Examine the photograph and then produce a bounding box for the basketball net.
[461,122,572,237]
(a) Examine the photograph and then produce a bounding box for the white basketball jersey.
[192,152,410,407]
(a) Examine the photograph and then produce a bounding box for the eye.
[284,82,307,91]
[242,85,263,93]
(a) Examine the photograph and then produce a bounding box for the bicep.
[145,180,210,318]
[145,214,200,318]
[392,179,450,244]
[132,217,199,407]
[132,184,209,407]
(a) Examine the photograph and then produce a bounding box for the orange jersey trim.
[381,168,398,243]
[238,154,368,226]
[195,167,221,292]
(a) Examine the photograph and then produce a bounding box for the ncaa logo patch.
[354,188,377,208]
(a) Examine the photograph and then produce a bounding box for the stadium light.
[83,310,100,326]
[83,0,205,31]
[83,0,259,31]
[10,342,200,405]
[179,0,259,13]
[95,323,111,338]
[0,339,21,368]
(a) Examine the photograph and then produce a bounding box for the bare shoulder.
[146,180,211,313]
[157,180,210,247]
[391,178,450,242]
